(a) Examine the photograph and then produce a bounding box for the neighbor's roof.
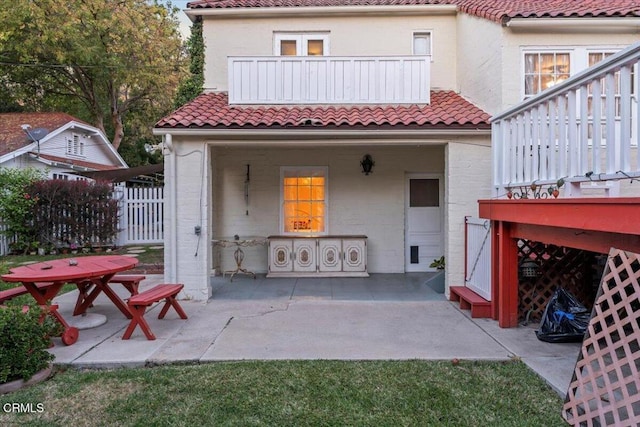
[0,112,80,157]
[36,154,122,171]
[155,91,491,130]
[187,0,640,23]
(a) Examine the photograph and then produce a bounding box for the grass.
[0,360,566,426]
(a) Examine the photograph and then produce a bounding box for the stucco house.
[154,0,640,304]
[0,112,128,179]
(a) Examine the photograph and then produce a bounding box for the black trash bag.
[535,288,591,343]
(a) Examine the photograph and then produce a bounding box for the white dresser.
[267,235,368,277]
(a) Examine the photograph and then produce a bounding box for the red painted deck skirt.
[478,197,640,327]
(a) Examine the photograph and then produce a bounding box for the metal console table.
[212,236,267,281]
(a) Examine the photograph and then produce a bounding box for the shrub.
[27,179,119,248]
[0,304,57,383]
[0,168,46,253]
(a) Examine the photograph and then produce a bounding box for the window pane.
[524,52,571,97]
[307,40,324,56]
[413,33,431,55]
[410,179,439,207]
[282,168,326,233]
[280,40,297,56]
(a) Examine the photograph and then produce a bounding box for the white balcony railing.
[228,55,430,105]
[492,41,640,198]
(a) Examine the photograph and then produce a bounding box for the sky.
[171,0,192,39]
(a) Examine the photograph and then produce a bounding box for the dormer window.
[274,33,329,56]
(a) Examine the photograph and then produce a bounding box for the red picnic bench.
[0,282,53,304]
[74,274,146,315]
[122,284,188,340]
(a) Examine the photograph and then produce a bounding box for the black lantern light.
[360,154,375,175]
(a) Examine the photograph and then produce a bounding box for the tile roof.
[187,0,640,23]
[454,0,640,24]
[155,91,491,130]
[187,0,450,9]
[0,112,78,157]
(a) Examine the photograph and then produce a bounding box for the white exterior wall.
[164,139,212,301]
[456,14,504,115]
[444,141,492,289]
[202,13,457,93]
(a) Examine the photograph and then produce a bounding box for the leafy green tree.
[0,168,46,253]
[174,18,204,108]
[0,0,187,151]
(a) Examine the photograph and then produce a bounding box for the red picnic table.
[0,255,138,345]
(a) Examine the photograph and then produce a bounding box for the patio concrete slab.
[201,300,509,361]
[45,273,580,397]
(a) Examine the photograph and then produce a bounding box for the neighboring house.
[154,0,640,302]
[0,112,128,179]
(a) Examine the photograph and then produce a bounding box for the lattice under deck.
[563,248,640,426]
[518,241,597,322]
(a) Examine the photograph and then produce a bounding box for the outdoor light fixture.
[360,154,375,175]
[519,259,540,279]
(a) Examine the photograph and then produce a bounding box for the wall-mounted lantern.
[360,154,375,175]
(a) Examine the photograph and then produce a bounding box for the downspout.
[166,133,178,284]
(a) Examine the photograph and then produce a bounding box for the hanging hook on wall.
[244,164,250,215]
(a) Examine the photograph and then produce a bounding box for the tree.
[0,0,186,150]
[174,18,204,108]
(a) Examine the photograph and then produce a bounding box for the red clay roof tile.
[187,0,640,23]
[155,91,491,130]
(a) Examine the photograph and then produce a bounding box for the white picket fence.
[465,217,492,301]
[0,185,164,256]
[114,185,164,245]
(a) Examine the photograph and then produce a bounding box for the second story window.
[524,52,571,98]
[274,33,329,56]
[413,32,432,56]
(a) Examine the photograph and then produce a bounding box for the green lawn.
[0,360,566,426]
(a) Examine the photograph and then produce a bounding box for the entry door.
[405,175,443,272]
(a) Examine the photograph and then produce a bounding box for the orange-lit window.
[524,52,571,98]
[282,167,327,234]
[274,33,329,56]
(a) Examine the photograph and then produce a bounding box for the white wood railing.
[228,55,430,105]
[492,41,640,198]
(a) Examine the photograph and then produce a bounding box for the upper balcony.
[228,55,431,105]
[492,41,640,198]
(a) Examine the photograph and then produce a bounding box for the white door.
[405,175,443,272]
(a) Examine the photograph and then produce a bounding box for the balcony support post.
[494,220,519,328]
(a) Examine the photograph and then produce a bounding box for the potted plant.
[426,256,446,293]
[0,303,58,393]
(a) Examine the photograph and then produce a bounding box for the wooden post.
[497,221,519,327]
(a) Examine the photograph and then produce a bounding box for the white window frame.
[522,49,573,99]
[412,31,433,58]
[521,46,630,99]
[66,133,84,156]
[279,166,329,235]
[274,32,330,56]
